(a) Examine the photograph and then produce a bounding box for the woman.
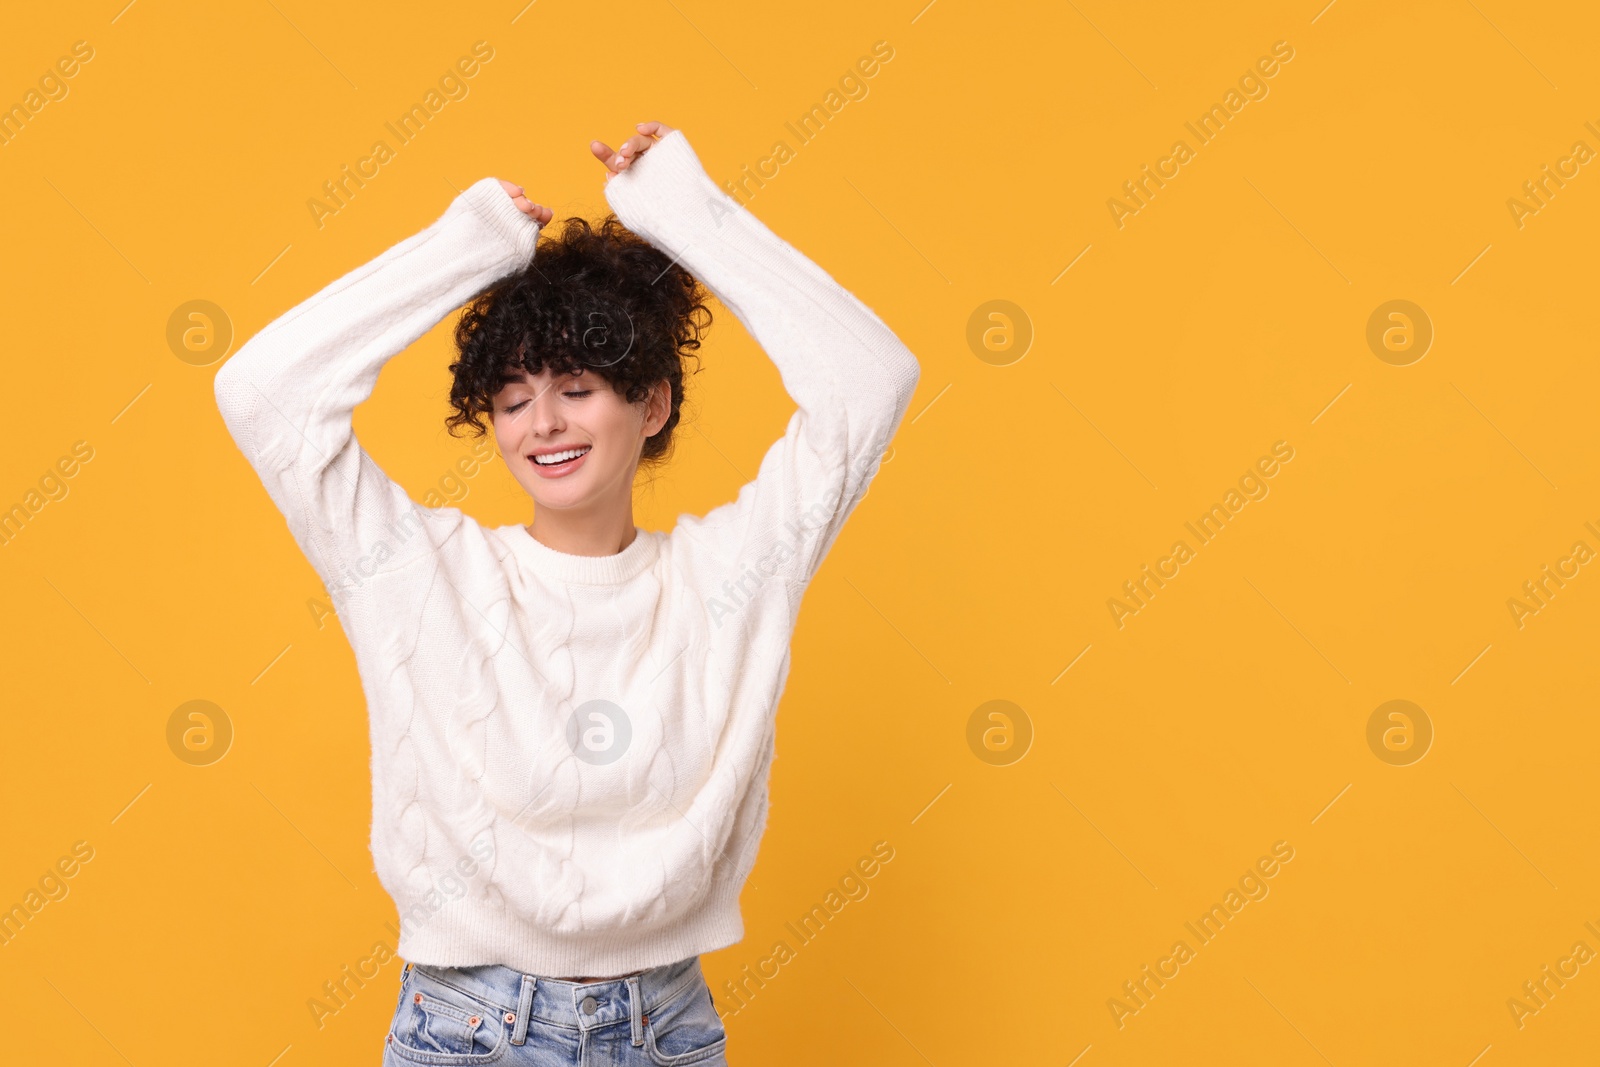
[214,120,920,1065]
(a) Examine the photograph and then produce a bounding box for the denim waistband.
[403,955,704,1045]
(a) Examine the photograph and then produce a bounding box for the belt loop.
[628,974,644,1046]
[510,975,536,1045]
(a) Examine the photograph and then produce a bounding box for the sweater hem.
[394,882,748,976]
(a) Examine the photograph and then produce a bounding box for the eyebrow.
[498,361,540,384]
[497,366,590,388]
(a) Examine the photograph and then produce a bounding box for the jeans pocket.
[387,965,507,1065]
[643,973,728,1066]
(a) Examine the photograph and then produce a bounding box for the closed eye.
[502,391,590,414]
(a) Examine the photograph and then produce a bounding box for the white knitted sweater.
[213,130,921,976]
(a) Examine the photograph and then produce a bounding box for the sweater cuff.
[457,176,543,263]
[602,129,732,238]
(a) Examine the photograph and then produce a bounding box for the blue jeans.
[381,954,729,1066]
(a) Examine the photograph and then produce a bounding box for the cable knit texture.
[213,130,921,976]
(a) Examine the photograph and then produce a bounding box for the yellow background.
[2,0,1597,1063]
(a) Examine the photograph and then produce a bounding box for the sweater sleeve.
[602,131,921,599]
[213,177,542,597]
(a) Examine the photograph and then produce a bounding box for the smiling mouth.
[532,446,592,467]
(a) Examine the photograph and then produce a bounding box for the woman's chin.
[525,481,605,512]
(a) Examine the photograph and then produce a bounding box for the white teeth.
[533,446,590,466]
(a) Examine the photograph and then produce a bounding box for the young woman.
[214,120,920,1065]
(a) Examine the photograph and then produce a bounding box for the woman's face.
[490,364,669,514]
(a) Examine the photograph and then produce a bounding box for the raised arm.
[213,178,542,604]
[600,128,922,611]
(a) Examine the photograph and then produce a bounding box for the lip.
[528,444,591,479]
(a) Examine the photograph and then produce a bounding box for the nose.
[526,379,566,437]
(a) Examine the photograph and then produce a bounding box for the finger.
[614,133,656,170]
[497,178,525,197]
[590,139,619,171]
[503,188,551,224]
[594,138,638,174]
[616,123,677,170]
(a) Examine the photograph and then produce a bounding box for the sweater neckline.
[499,523,660,585]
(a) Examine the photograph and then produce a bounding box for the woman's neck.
[525,512,638,557]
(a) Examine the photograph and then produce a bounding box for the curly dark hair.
[446,213,712,473]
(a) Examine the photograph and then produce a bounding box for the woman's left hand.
[591,121,676,181]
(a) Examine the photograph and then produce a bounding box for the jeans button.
[581,995,598,1015]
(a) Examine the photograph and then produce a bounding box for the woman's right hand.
[497,179,553,225]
